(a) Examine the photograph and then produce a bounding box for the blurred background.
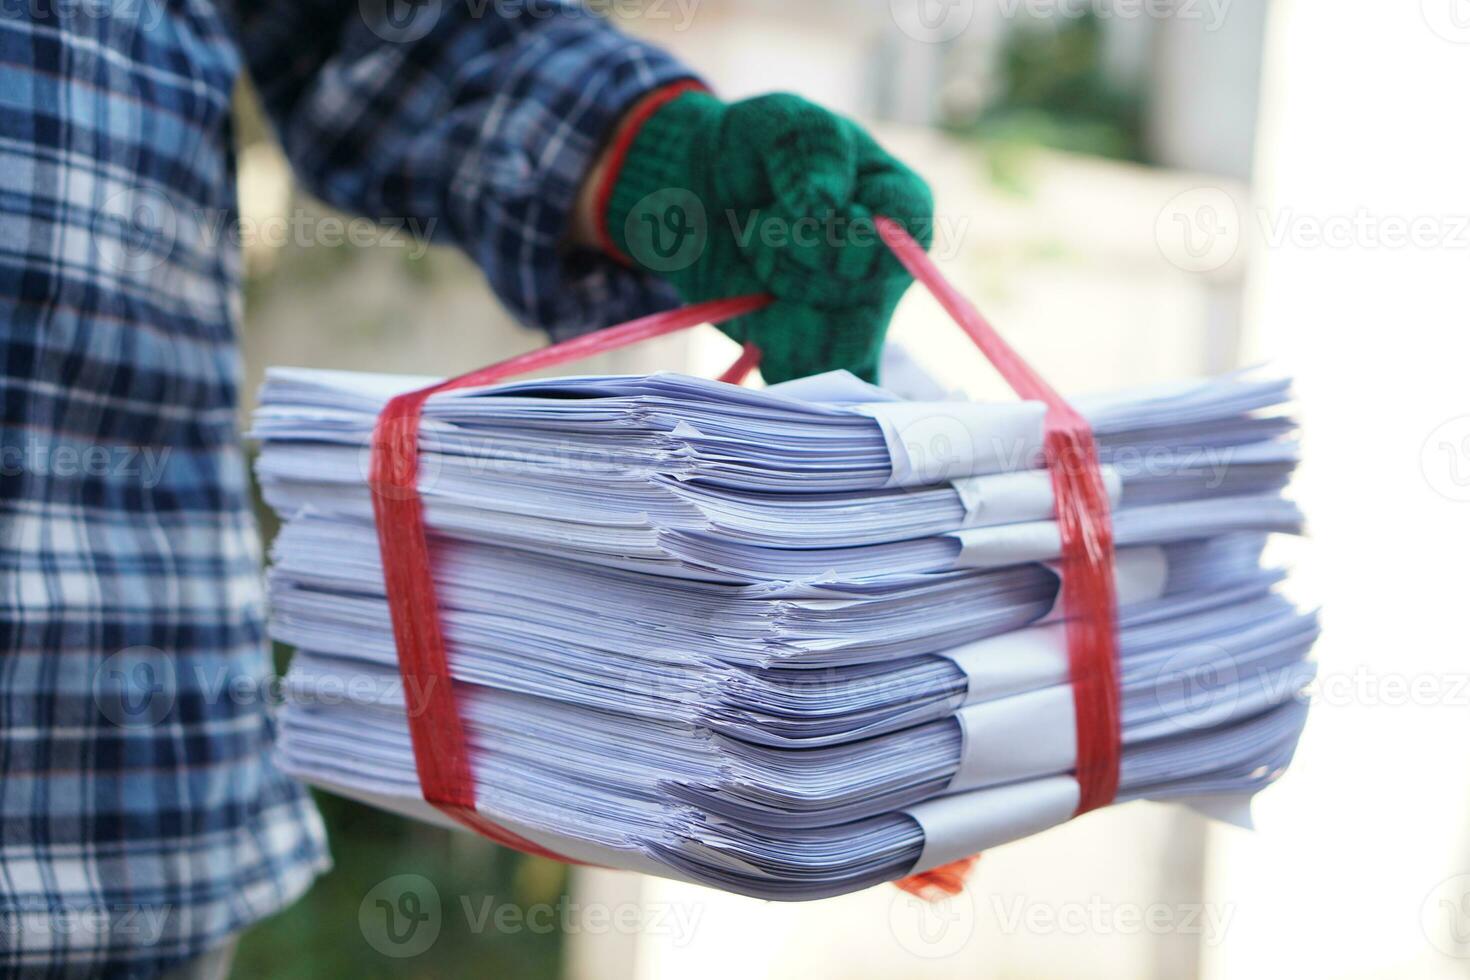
[233,1,1470,976]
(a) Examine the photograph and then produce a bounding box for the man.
[0,1,931,975]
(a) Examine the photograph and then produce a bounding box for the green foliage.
[235,795,568,979]
[956,12,1149,168]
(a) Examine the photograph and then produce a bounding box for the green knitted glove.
[605,90,934,384]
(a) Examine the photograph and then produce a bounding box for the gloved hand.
[601,89,934,384]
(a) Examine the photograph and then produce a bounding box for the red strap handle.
[367,222,1119,876]
[875,218,1120,815]
[877,218,1119,898]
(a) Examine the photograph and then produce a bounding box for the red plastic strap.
[875,217,1120,814]
[717,342,763,385]
[368,220,1118,870]
[368,296,768,858]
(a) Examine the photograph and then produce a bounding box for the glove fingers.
[757,98,858,218]
[858,170,934,244]
[719,96,888,286]
[850,125,935,259]
[735,206,885,307]
[754,166,927,297]
[762,113,893,285]
[760,122,931,287]
[716,94,855,209]
[713,96,780,206]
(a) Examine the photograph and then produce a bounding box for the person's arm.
[225,1,933,381]
[221,0,690,339]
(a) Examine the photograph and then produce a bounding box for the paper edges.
[934,545,1166,705]
[904,777,1080,873]
[929,546,1167,779]
[906,544,1270,873]
[903,782,1259,875]
[856,400,1048,488]
[303,775,695,881]
[951,465,1124,529]
[903,547,1168,873]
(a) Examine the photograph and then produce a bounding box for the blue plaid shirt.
[0,1,687,974]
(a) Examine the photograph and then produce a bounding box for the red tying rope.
[875,218,1120,816]
[366,221,1119,881]
[877,218,1119,897]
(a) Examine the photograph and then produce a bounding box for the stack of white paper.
[253,364,1315,900]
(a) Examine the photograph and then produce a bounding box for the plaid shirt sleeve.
[222,0,692,339]
[0,3,694,975]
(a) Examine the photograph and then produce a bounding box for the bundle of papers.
[253,364,1315,900]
